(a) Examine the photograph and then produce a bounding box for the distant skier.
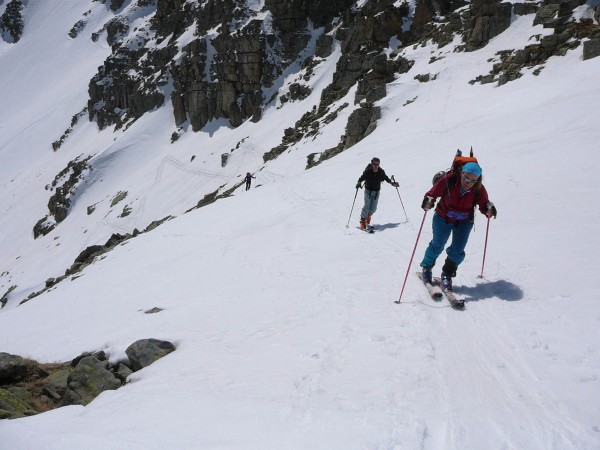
[419,162,497,290]
[244,172,255,191]
[355,157,399,230]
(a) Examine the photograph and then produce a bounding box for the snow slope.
[1,2,599,449]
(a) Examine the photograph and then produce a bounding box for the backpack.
[432,148,478,185]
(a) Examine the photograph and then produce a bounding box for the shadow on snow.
[455,279,524,303]
[372,222,405,231]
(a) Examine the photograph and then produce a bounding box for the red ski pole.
[478,217,491,279]
[396,210,428,304]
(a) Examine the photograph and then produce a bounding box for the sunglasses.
[372,163,380,167]
[461,173,478,184]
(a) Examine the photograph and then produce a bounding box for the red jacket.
[426,173,490,223]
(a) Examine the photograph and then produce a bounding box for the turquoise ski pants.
[420,213,473,269]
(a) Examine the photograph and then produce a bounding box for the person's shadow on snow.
[455,279,524,303]
[372,222,404,231]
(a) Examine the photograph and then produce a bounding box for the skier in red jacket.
[420,162,496,290]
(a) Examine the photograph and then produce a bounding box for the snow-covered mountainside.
[1,0,599,448]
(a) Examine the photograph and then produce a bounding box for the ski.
[433,277,465,309]
[416,272,443,300]
[357,225,375,234]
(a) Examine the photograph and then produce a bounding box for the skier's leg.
[420,214,453,268]
[360,189,374,219]
[445,220,474,267]
[367,190,380,216]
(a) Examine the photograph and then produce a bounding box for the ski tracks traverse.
[425,302,590,449]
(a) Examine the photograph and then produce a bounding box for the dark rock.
[114,363,134,382]
[288,83,312,101]
[33,156,91,238]
[104,233,128,249]
[43,386,62,401]
[125,339,176,371]
[0,388,32,419]
[345,104,381,148]
[315,34,334,58]
[88,46,165,130]
[464,0,512,51]
[513,2,539,16]
[533,3,567,28]
[65,356,121,405]
[71,351,107,368]
[1,285,17,308]
[73,245,104,266]
[583,38,600,60]
[0,353,28,383]
[69,19,87,38]
[44,367,72,389]
[105,16,129,47]
[110,0,126,11]
[0,0,25,44]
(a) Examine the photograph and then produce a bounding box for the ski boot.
[441,272,453,291]
[422,267,433,285]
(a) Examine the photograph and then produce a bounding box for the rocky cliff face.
[3,0,599,140]
[79,0,599,140]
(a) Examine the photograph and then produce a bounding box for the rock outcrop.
[33,157,92,238]
[73,0,599,163]
[0,0,25,43]
[0,339,175,420]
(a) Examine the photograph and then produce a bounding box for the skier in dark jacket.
[244,172,255,191]
[356,157,399,230]
[420,162,497,290]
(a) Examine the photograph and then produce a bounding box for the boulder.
[0,353,28,383]
[0,388,33,419]
[65,356,121,406]
[583,38,600,60]
[125,339,176,371]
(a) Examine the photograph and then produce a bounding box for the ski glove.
[421,196,435,211]
[391,182,400,188]
[486,202,497,219]
[356,182,362,189]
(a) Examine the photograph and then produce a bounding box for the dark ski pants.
[360,189,380,218]
[420,213,473,270]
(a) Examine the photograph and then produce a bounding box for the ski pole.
[391,176,408,221]
[396,210,428,303]
[345,187,360,228]
[478,216,491,278]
